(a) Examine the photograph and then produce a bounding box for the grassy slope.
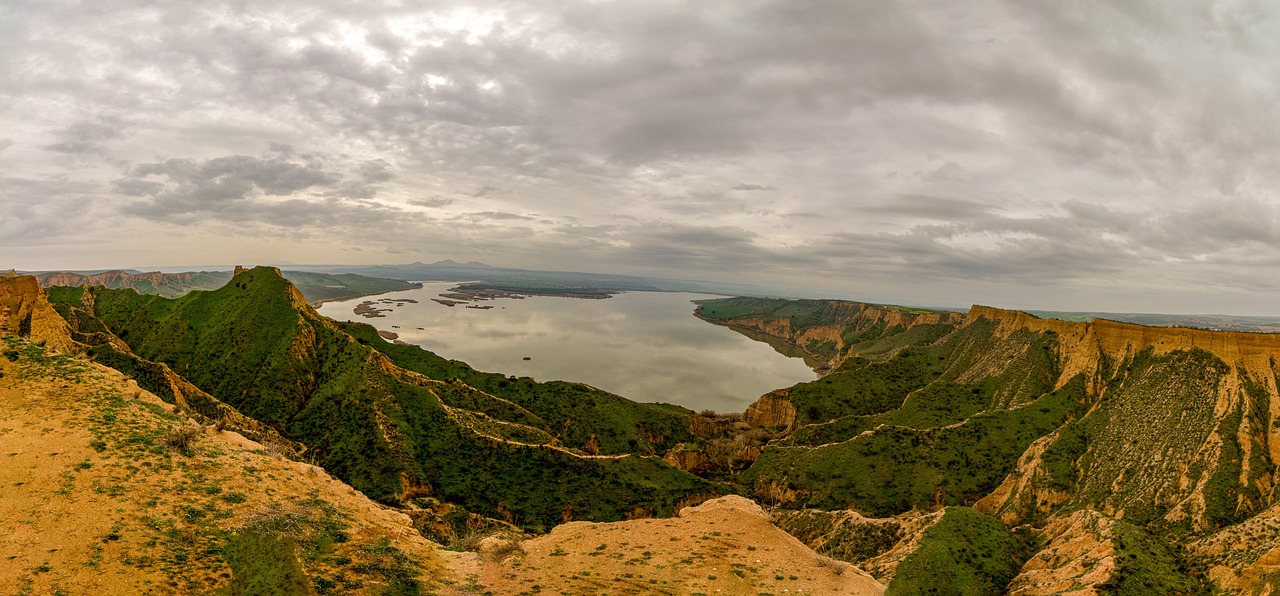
[50,267,716,531]
[1038,347,1247,531]
[1101,519,1209,594]
[0,334,445,595]
[337,321,695,455]
[743,377,1089,515]
[739,314,1080,516]
[885,507,1033,595]
[722,298,1258,590]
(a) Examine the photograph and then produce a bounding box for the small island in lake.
[436,282,619,305]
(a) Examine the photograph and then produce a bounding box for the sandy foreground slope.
[0,338,448,595]
[462,495,884,595]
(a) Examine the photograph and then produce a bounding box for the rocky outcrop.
[662,444,713,473]
[0,275,79,353]
[1188,503,1280,593]
[968,304,1280,392]
[773,508,940,584]
[706,301,965,372]
[975,430,1073,525]
[744,389,797,428]
[1006,510,1118,594]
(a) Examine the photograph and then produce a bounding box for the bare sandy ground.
[468,495,884,595]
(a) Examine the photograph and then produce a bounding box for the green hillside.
[696,296,1280,592]
[49,267,716,531]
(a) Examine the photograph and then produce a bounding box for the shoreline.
[692,313,833,375]
[311,284,422,308]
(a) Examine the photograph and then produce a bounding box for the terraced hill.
[696,296,1280,592]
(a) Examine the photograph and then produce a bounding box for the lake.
[317,283,817,412]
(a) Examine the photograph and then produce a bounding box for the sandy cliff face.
[1188,502,1280,593]
[0,276,78,353]
[734,300,1280,592]
[974,430,1072,525]
[968,304,1280,393]
[969,304,1280,529]
[714,302,966,371]
[745,389,798,428]
[1004,509,1118,595]
[34,270,231,298]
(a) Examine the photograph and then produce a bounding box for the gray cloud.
[408,196,455,208]
[457,211,534,222]
[5,0,1280,314]
[867,194,996,221]
[42,117,125,155]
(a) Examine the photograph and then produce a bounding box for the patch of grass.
[745,376,1089,515]
[1099,520,1210,594]
[886,508,1035,595]
[219,531,313,595]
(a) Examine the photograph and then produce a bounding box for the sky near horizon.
[3,0,1279,314]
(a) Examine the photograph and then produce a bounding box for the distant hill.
[1028,309,1280,333]
[285,260,780,296]
[30,268,419,305]
[34,269,229,298]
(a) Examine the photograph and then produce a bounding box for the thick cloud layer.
[3,0,1278,314]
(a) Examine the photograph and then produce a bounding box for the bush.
[161,424,203,452]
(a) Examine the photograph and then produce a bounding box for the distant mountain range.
[280,259,781,295]
[16,268,419,305]
[22,260,1280,332]
[1028,309,1280,333]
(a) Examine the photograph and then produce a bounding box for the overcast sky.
[4,0,1279,314]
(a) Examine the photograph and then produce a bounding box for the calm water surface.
[318,283,816,412]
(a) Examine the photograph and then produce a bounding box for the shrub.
[161,424,203,452]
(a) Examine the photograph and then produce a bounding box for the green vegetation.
[785,351,940,426]
[220,532,313,595]
[785,377,996,446]
[49,266,716,531]
[886,507,1034,595]
[743,376,1089,516]
[338,321,695,455]
[1068,348,1231,527]
[1098,520,1208,594]
[695,296,939,332]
